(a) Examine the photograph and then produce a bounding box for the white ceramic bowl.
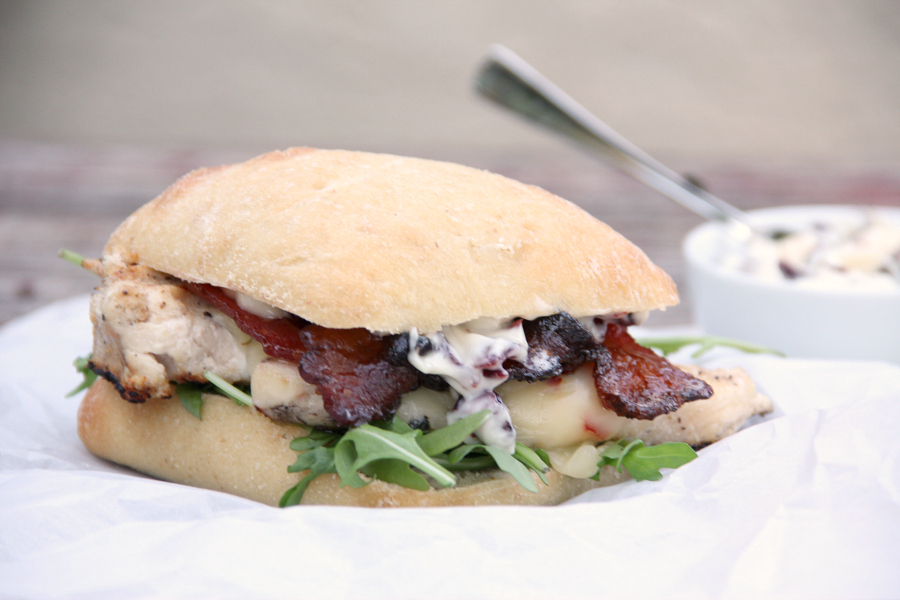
[683,205,900,362]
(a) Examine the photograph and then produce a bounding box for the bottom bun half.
[78,379,629,507]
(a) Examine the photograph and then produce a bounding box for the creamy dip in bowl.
[683,205,900,362]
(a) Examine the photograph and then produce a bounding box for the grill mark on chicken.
[88,363,158,403]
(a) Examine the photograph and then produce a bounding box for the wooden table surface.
[2,140,898,327]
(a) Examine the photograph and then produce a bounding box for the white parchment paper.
[1,296,899,599]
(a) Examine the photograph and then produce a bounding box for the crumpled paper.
[1,296,899,599]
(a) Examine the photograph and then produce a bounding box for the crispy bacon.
[297,326,419,427]
[184,282,309,362]
[506,315,711,420]
[505,313,602,381]
[593,323,712,420]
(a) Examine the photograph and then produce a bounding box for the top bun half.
[104,148,678,333]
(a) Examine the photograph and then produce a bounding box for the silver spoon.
[474,44,756,238]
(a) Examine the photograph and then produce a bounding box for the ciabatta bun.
[104,148,677,333]
[78,379,629,507]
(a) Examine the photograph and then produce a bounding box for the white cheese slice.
[498,364,624,449]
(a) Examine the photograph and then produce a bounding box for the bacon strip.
[183,282,309,362]
[593,323,713,420]
[184,282,416,427]
[297,326,418,427]
[506,314,711,419]
[505,313,601,381]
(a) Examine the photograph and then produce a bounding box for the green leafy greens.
[334,425,448,491]
[636,335,783,359]
[279,410,553,506]
[58,248,86,268]
[280,430,341,507]
[175,383,205,420]
[171,374,254,421]
[594,439,698,482]
[448,443,545,492]
[66,354,97,397]
[202,371,253,407]
[167,374,256,421]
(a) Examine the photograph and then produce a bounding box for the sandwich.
[71,147,772,507]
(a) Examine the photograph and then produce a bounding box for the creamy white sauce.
[405,313,647,453]
[407,318,527,453]
[578,311,649,342]
[718,213,900,291]
[223,290,290,319]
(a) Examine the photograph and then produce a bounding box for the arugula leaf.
[280,445,338,507]
[289,429,338,452]
[485,445,539,492]
[280,431,343,507]
[361,459,430,491]
[598,439,644,472]
[171,376,254,419]
[280,416,552,506]
[513,443,550,486]
[431,452,496,471]
[66,354,97,397]
[58,248,86,268]
[622,443,698,482]
[175,383,204,420]
[334,424,456,489]
[636,335,783,358]
[385,418,417,435]
[448,444,541,492]
[417,410,490,456]
[533,447,552,468]
[203,371,253,406]
[595,439,698,482]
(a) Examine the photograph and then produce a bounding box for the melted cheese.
[545,442,604,478]
[498,364,624,449]
[395,388,456,430]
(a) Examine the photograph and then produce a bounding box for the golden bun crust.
[77,379,628,507]
[104,148,678,333]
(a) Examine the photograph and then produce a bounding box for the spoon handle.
[474,44,753,231]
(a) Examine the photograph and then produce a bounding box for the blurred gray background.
[2,0,899,161]
[1,0,899,326]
